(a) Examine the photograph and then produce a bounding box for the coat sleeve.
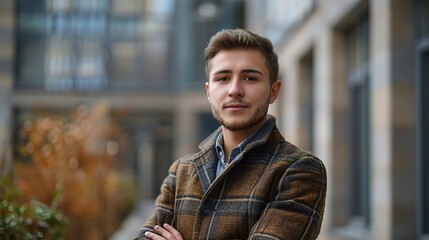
[134,160,179,240]
[248,155,327,240]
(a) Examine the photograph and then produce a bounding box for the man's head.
[204,29,279,84]
[204,29,281,133]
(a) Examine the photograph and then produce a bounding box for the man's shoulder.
[175,152,199,164]
[272,138,324,168]
[174,147,212,165]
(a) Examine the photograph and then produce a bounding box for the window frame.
[415,0,429,237]
[298,49,315,152]
[416,24,429,240]
[345,14,372,233]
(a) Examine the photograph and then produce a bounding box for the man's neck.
[221,118,267,160]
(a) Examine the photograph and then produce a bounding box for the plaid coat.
[135,117,327,240]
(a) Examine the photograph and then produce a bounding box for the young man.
[135,29,327,240]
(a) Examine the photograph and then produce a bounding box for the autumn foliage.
[14,102,135,240]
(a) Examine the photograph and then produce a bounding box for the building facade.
[0,0,243,200]
[246,0,427,239]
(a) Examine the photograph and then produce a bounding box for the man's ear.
[269,80,281,104]
[205,82,211,101]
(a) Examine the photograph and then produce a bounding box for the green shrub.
[0,177,69,240]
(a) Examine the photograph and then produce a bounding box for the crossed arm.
[136,156,327,240]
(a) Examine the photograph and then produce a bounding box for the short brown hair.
[204,29,279,84]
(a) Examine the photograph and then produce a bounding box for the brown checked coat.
[135,116,327,240]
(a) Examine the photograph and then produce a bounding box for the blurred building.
[2,0,428,239]
[0,0,243,200]
[246,0,427,239]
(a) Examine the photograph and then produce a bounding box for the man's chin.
[223,123,247,131]
[221,119,261,132]
[220,118,248,130]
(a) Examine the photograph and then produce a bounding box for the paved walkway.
[110,200,155,240]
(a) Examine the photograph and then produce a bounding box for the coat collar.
[198,114,277,152]
[194,115,277,192]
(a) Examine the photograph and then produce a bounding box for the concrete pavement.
[110,200,155,240]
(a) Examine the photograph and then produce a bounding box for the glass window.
[44,36,73,90]
[191,0,244,86]
[76,0,108,13]
[298,50,314,152]
[110,42,137,83]
[416,0,429,236]
[139,35,171,84]
[197,112,219,144]
[75,40,106,90]
[416,0,429,39]
[422,50,429,236]
[15,0,176,91]
[111,0,142,16]
[16,36,45,87]
[346,16,371,230]
[46,0,73,13]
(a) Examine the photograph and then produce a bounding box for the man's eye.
[217,77,229,82]
[243,76,257,81]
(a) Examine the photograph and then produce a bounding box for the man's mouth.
[224,103,249,110]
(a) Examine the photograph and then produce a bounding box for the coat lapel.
[194,127,222,192]
[194,150,218,192]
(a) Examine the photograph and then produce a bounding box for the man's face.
[205,49,281,133]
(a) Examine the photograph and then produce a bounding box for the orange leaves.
[14,102,135,240]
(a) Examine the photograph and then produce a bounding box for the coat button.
[201,203,212,215]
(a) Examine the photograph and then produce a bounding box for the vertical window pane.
[75,40,106,90]
[111,42,137,83]
[16,37,45,87]
[198,112,219,144]
[299,50,314,152]
[416,0,429,39]
[422,51,429,234]
[139,36,170,84]
[46,0,73,13]
[346,16,371,229]
[111,0,142,16]
[416,1,429,235]
[45,36,73,90]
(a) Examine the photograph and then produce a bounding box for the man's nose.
[228,78,244,97]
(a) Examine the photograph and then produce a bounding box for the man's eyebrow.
[212,69,232,75]
[241,69,263,75]
[212,69,263,75]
